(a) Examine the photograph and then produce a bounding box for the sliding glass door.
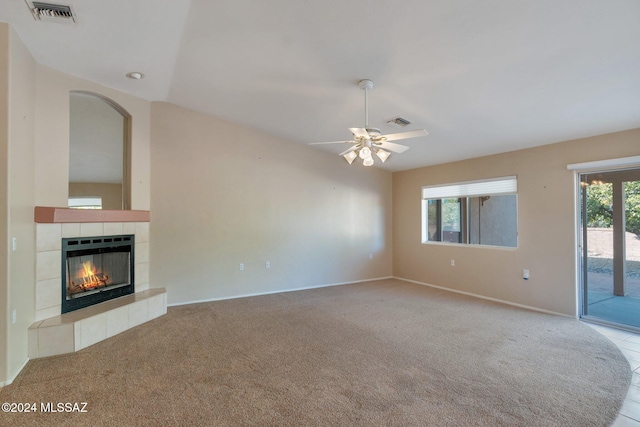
[580,168,640,329]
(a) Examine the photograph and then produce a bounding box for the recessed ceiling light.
[125,72,144,80]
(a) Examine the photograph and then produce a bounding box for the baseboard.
[0,356,30,388]
[168,276,395,307]
[394,276,571,318]
[170,276,570,318]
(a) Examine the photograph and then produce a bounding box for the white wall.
[150,102,393,305]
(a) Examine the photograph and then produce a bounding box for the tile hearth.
[30,207,165,358]
[29,288,166,358]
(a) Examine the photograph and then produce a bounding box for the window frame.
[421,176,518,249]
[68,196,103,210]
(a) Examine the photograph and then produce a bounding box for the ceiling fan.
[310,79,428,166]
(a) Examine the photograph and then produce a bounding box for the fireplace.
[62,234,135,314]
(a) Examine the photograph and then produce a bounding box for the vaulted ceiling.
[2,0,639,171]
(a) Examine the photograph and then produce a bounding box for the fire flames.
[69,261,110,294]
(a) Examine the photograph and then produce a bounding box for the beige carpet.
[0,279,631,426]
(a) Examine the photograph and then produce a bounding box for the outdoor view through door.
[581,168,640,329]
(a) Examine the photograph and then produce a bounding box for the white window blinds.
[422,176,517,199]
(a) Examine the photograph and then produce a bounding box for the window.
[422,176,518,248]
[68,197,102,210]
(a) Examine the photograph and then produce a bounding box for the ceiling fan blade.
[339,145,361,156]
[309,140,355,145]
[380,129,428,142]
[375,140,410,154]
[349,128,370,139]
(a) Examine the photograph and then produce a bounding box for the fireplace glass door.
[62,235,135,313]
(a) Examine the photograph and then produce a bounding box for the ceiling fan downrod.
[358,79,374,129]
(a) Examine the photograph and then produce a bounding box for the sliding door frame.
[568,156,640,325]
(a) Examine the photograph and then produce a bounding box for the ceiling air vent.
[386,116,412,128]
[27,1,76,23]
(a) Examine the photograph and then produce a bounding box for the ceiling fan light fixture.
[375,149,390,163]
[343,150,358,164]
[359,146,372,160]
[363,157,374,167]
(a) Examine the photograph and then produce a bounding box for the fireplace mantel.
[35,206,150,223]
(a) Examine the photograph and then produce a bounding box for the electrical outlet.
[239,263,244,271]
[450,259,455,267]
[265,261,270,269]
[523,269,530,280]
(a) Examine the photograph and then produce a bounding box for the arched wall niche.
[68,91,131,210]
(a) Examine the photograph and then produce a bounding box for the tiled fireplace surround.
[29,207,167,358]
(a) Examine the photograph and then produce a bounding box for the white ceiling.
[2,0,639,171]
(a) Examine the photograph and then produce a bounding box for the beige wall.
[69,182,123,210]
[393,128,640,315]
[34,66,151,209]
[0,17,634,387]
[0,23,9,385]
[0,30,152,384]
[150,102,393,305]
[7,25,36,382]
[0,24,37,386]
